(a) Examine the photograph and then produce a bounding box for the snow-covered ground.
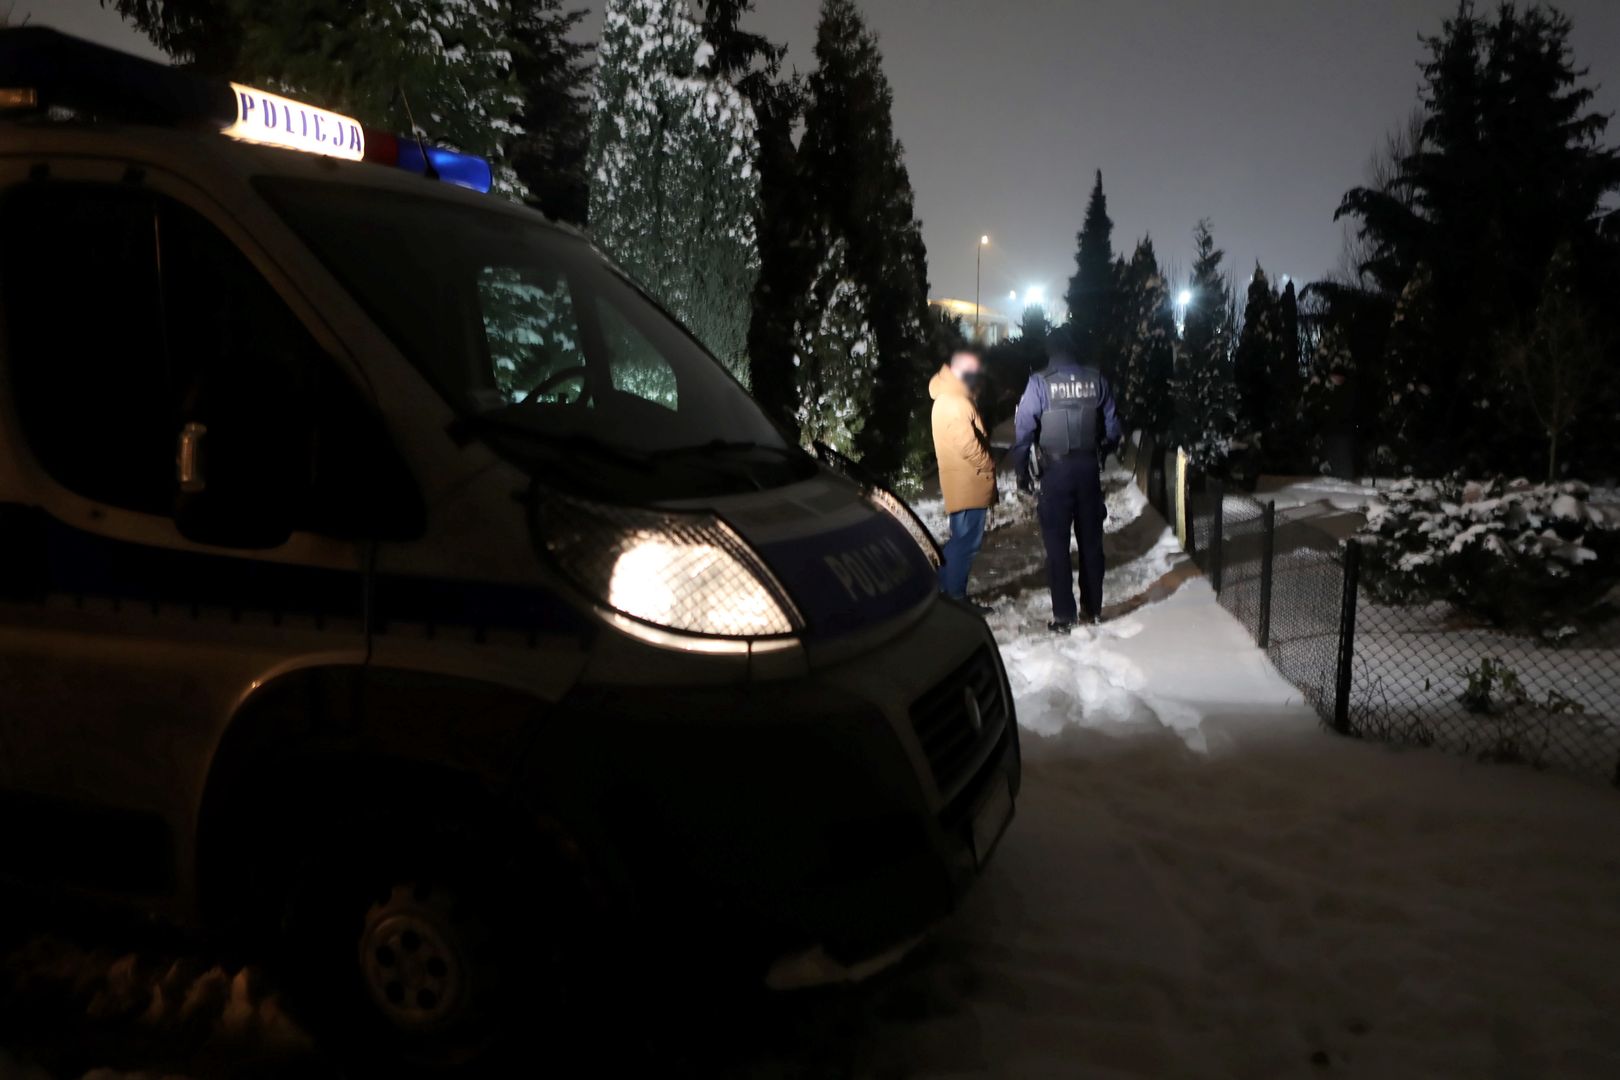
[5,474,1620,1079]
[1254,475,1383,515]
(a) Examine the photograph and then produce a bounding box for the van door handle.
[176,421,208,494]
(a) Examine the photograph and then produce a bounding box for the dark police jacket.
[1009,357,1123,479]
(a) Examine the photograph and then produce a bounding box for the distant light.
[980,234,990,246]
[1008,290,1018,301]
[1177,289,1193,306]
[1024,285,1045,307]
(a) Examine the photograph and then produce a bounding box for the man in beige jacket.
[929,348,995,610]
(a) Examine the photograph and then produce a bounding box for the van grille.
[910,648,1008,803]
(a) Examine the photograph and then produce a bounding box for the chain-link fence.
[1186,482,1349,723]
[1344,581,1620,780]
[1172,468,1620,787]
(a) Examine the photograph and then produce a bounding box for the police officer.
[1010,327,1123,633]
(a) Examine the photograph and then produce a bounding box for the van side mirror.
[173,420,297,550]
[171,405,424,550]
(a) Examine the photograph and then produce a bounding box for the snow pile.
[0,935,310,1079]
[1103,467,1149,534]
[1359,476,1618,633]
[989,572,1306,753]
[1256,475,1381,514]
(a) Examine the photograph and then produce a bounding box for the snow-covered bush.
[1357,477,1619,633]
[793,236,875,455]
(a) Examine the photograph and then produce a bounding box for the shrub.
[1357,476,1619,634]
[1455,656,1585,767]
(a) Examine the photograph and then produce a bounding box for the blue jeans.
[938,507,987,599]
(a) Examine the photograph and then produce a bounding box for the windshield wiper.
[448,414,653,471]
[648,439,803,462]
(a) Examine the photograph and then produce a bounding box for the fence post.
[1257,500,1276,649]
[1333,541,1361,735]
[1210,479,1225,593]
[1174,449,1190,552]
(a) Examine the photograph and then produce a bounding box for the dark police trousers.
[1038,451,1105,623]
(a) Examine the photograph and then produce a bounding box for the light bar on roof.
[223,83,364,162]
[364,131,494,193]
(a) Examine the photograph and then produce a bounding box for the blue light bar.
[394,140,494,194]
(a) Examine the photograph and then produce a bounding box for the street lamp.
[975,234,989,338]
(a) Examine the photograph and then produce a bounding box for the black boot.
[1048,619,1075,635]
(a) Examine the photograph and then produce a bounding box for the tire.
[275,810,596,1075]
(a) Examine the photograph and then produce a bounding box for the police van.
[0,28,1018,1064]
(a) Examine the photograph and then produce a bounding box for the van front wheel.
[278,816,583,1074]
[357,879,482,1037]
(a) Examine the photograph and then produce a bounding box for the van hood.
[697,474,937,638]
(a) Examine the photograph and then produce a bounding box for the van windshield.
[257,178,807,498]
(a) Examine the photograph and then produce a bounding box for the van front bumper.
[515,602,1020,983]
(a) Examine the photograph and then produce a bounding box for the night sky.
[30,0,1620,311]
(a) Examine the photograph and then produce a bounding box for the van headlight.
[811,440,942,571]
[866,488,943,571]
[536,496,802,640]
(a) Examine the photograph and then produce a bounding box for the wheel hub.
[359,885,466,1031]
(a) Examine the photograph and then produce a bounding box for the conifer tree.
[1233,264,1281,441]
[1300,330,1358,474]
[1501,244,1605,481]
[1271,277,1305,467]
[588,0,760,381]
[1380,263,1445,471]
[206,0,525,188]
[1278,278,1302,384]
[1330,0,1620,475]
[505,0,592,223]
[1065,171,1115,363]
[113,0,591,207]
[701,0,808,429]
[1118,237,1175,439]
[108,0,241,73]
[799,0,932,480]
[1172,221,1238,470]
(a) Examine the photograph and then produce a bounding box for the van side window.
[0,183,416,539]
[1,184,174,514]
